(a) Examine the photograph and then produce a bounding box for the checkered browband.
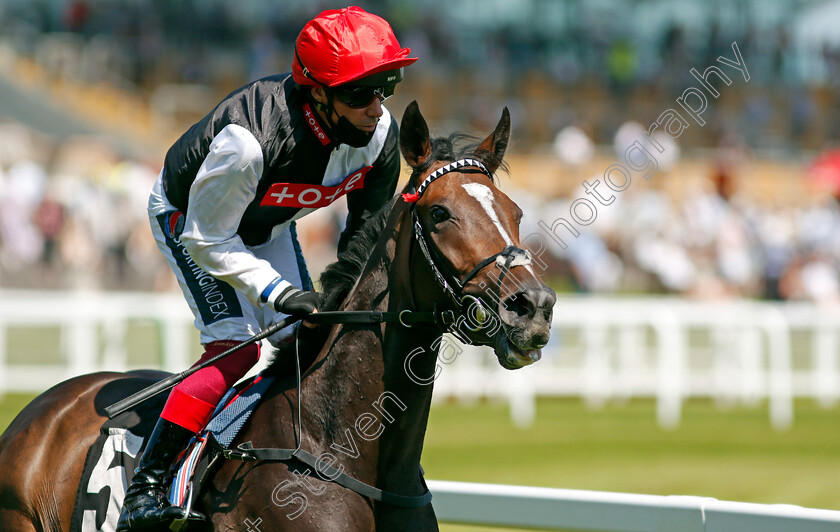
[401,158,490,203]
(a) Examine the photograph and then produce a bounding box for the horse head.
[399,101,557,370]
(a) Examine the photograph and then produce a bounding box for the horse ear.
[400,101,432,169]
[475,107,511,173]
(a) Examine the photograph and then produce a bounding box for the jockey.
[117,6,417,530]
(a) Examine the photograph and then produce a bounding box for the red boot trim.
[160,387,216,433]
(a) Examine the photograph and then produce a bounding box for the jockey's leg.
[117,341,260,531]
[162,340,262,432]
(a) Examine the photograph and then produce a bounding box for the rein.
[307,308,457,328]
[202,159,534,509]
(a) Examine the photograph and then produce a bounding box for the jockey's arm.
[178,124,293,310]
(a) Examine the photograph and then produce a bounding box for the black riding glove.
[274,286,321,316]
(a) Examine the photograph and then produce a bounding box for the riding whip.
[103,305,461,418]
[104,315,302,418]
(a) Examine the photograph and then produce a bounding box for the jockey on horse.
[118,7,417,530]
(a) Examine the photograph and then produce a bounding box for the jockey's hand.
[275,286,321,316]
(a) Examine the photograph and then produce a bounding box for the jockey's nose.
[366,96,384,117]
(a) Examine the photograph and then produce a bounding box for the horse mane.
[319,195,397,311]
[262,197,395,380]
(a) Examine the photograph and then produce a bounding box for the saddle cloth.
[69,374,274,532]
[169,374,275,508]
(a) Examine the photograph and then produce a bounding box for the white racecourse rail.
[427,480,840,531]
[1,290,839,430]
[434,295,840,431]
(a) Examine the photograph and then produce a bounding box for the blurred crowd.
[0,120,348,293]
[2,0,835,88]
[0,123,164,291]
[523,182,840,304]
[3,115,840,305]
[3,0,840,304]
[515,132,840,304]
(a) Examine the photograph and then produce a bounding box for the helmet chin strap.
[310,90,375,148]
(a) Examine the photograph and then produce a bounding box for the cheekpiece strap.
[402,158,490,203]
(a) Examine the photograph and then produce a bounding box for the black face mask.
[311,91,376,148]
[334,114,375,148]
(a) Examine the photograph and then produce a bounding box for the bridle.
[403,158,534,336]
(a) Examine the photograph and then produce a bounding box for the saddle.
[169,374,275,513]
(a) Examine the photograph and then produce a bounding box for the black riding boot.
[116,418,199,531]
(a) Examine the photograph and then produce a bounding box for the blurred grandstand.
[1,0,840,304]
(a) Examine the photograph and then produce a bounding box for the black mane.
[262,196,395,379]
[318,195,396,311]
[408,133,508,182]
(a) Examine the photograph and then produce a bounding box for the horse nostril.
[503,292,536,319]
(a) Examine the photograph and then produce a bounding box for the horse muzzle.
[494,284,557,370]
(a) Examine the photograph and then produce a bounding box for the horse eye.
[429,206,450,224]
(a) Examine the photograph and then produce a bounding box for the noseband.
[403,158,533,334]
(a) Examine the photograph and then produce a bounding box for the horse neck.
[307,202,441,493]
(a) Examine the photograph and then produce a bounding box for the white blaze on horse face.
[462,183,513,245]
[461,182,537,278]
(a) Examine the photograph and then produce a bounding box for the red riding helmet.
[293,6,417,88]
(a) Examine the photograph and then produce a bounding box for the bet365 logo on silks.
[260,166,372,208]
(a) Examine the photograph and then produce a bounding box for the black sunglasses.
[331,84,396,108]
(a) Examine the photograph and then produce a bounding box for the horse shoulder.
[199,378,378,531]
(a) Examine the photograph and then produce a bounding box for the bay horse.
[0,101,556,531]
